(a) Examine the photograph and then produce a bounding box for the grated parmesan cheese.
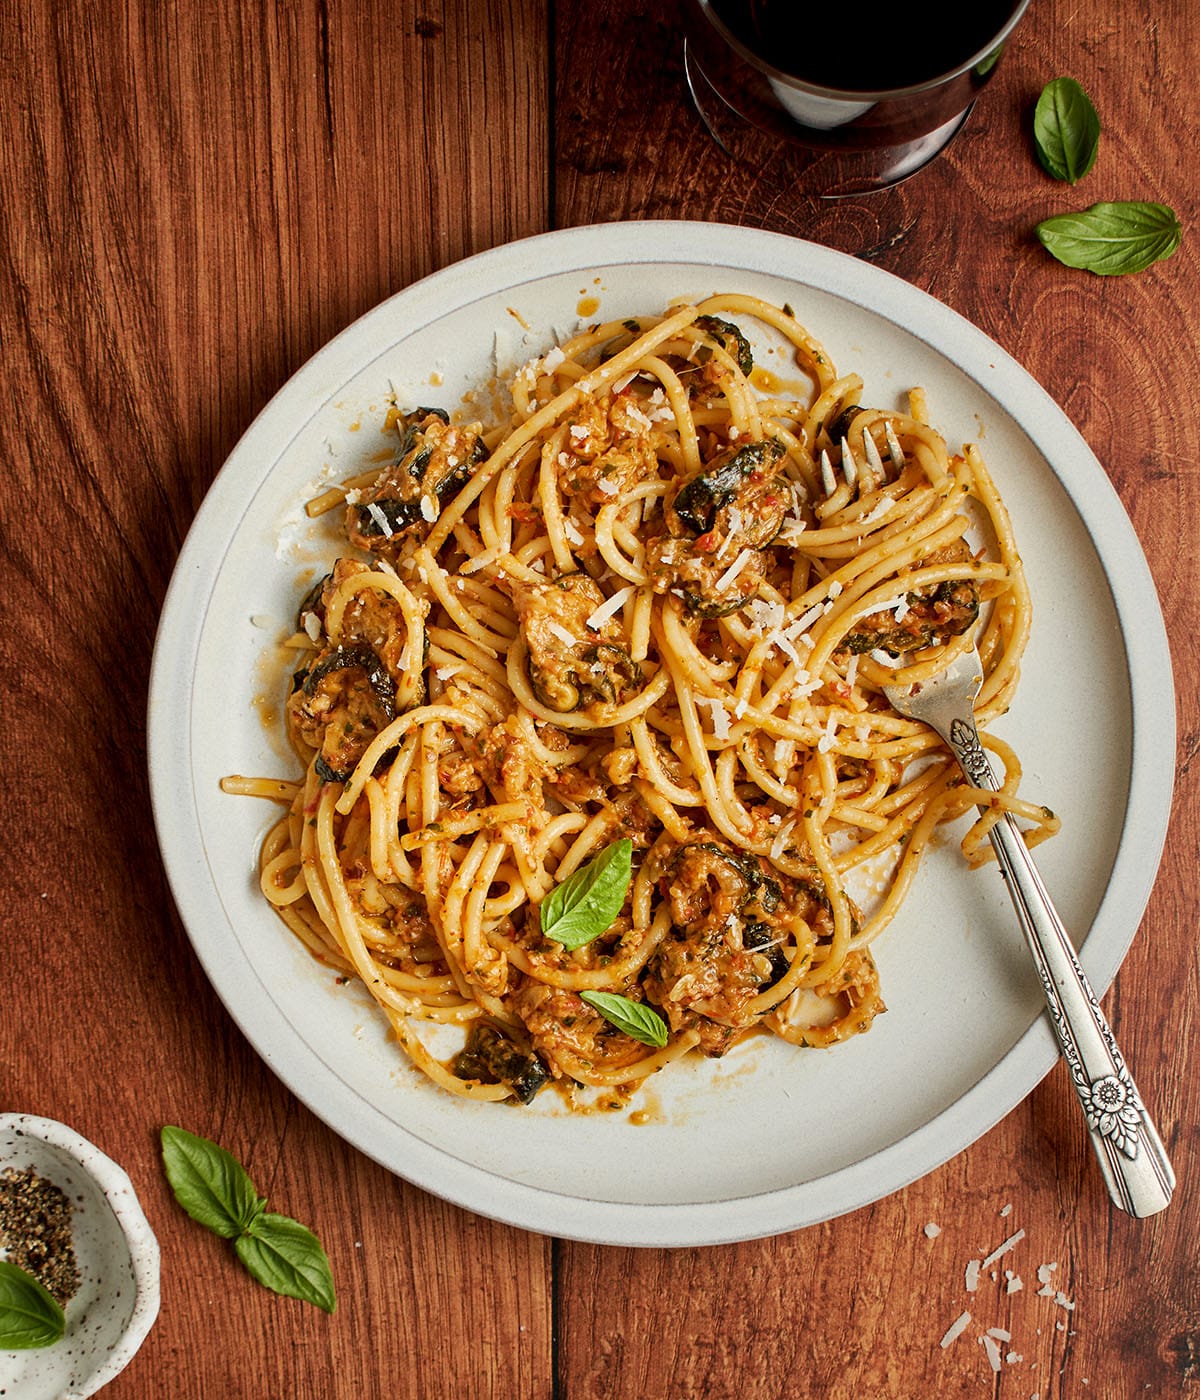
[420,493,439,522]
[542,345,565,373]
[858,497,895,527]
[596,477,619,496]
[302,611,323,643]
[775,633,803,667]
[939,1312,971,1349]
[792,603,824,634]
[745,598,787,637]
[585,585,633,630]
[769,819,796,861]
[716,548,755,592]
[563,519,586,546]
[547,621,578,648]
[697,695,731,741]
[981,1334,1003,1373]
[965,1259,981,1292]
[717,508,745,560]
[366,501,395,537]
[923,1222,941,1239]
[982,1228,1025,1269]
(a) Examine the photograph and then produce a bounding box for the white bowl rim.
[0,1113,161,1397]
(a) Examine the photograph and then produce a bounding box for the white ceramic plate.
[148,222,1174,1247]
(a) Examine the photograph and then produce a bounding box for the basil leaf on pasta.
[1033,77,1100,183]
[581,991,669,1048]
[539,839,633,950]
[0,1260,66,1350]
[1036,202,1182,275]
[160,1125,265,1238]
[236,1213,337,1314]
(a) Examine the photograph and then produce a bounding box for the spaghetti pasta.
[224,295,1058,1107]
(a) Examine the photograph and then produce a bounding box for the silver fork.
[884,646,1174,1217]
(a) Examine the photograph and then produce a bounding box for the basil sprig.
[581,991,669,1048]
[1036,202,1182,276]
[233,1213,338,1310]
[161,1126,336,1312]
[0,1259,66,1349]
[539,839,633,950]
[1034,77,1100,183]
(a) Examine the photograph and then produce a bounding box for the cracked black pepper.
[0,1166,81,1305]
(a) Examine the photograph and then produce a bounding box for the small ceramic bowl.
[0,1114,160,1398]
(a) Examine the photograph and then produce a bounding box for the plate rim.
[148,220,1175,1246]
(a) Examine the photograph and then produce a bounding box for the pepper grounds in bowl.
[0,1166,81,1305]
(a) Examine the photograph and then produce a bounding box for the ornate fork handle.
[946,717,1174,1217]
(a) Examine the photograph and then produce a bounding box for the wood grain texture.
[1,2,552,1396]
[1,0,1196,1395]
[553,2,1199,1398]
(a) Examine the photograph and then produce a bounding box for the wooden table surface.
[3,2,1196,1396]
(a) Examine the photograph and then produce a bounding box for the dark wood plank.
[1,2,552,1395]
[553,2,1199,1397]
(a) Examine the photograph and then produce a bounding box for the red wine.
[708,0,1023,92]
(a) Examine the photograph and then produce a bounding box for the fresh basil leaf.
[236,1213,337,1313]
[161,1125,337,1311]
[1036,201,1182,275]
[580,990,668,1048]
[160,1125,265,1239]
[539,838,633,950]
[973,45,1003,79]
[0,1260,66,1349]
[1034,77,1100,183]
